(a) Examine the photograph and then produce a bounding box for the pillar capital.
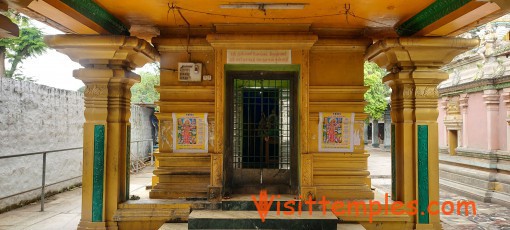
[366,37,479,71]
[439,97,449,110]
[483,89,500,110]
[503,88,510,106]
[367,37,477,123]
[459,93,469,110]
[44,35,159,69]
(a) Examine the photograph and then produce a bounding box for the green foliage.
[131,71,160,104]
[0,11,47,81]
[364,61,390,120]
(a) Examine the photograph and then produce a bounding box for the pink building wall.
[438,90,509,152]
[465,92,488,150]
[437,101,447,148]
[499,89,508,151]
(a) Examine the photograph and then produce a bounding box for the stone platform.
[188,210,339,230]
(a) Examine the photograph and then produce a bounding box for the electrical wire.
[167,3,446,38]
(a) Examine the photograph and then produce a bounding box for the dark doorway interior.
[225,71,297,195]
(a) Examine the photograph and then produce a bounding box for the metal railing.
[130,139,155,172]
[0,138,154,212]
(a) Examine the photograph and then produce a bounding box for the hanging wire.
[166,3,445,37]
[344,3,350,25]
[177,8,192,61]
[168,3,192,61]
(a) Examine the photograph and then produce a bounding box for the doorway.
[225,71,298,195]
[448,130,458,155]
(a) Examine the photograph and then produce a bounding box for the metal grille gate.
[232,78,291,169]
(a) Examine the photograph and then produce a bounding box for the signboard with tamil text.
[227,50,291,64]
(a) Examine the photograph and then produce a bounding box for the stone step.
[153,183,209,192]
[149,189,208,199]
[222,197,321,211]
[159,223,366,230]
[188,210,338,229]
[231,184,292,194]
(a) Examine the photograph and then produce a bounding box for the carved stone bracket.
[459,94,469,111]
[483,89,500,111]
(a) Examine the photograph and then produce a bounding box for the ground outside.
[1,147,509,229]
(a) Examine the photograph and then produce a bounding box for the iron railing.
[0,138,154,212]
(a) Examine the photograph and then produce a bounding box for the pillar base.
[208,186,222,202]
[78,220,118,230]
[372,143,380,148]
[415,223,436,230]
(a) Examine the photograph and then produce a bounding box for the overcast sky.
[21,20,84,91]
[20,20,156,91]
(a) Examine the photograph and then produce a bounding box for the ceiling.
[94,0,434,29]
[11,0,510,38]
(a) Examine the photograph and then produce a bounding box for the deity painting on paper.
[319,112,354,152]
[173,113,208,153]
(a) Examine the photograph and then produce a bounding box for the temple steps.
[153,167,211,175]
[221,195,321,211]
[187,210,339,229]
[150,153,211,199]
[159,223,366,230]
[231,184,291,194]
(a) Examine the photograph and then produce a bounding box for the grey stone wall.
[0,77,154,211]
[130,105,155,162]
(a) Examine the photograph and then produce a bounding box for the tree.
[364,61,390,121]
[131,70,160,104]
[0,11,47,81]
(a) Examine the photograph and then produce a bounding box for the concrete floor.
[0,148,509,229]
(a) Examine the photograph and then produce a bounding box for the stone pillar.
[384,107,391,149]
[45,35,158,230]
[459,94,469,148]
[483,90,500,151]
[503,89,510,151]
[363,122,369,144]
[371,119,379,147]
[366,37,477,230]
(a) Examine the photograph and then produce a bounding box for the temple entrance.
[225,71,298,195]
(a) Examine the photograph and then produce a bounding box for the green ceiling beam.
[396,0,471,37]
[60,0,130,35]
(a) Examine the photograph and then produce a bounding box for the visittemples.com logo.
[252,190,477,223]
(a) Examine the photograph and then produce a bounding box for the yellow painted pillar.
[366,37,478,230]
[45,35,158,230]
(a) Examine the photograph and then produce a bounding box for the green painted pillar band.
[391,124,396,200]
[92,125,105,222]
[417,125,429,224]
[126,125,131,200]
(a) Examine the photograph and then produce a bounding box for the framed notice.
[318,112,355,152]
[173,113,208,153]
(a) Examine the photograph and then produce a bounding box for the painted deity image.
[319,112,354,152]
[323,117,343,144]
[177,118,197,144]
[173,113,208,153]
